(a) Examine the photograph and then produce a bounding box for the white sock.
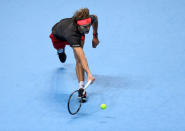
[79,81,84,89]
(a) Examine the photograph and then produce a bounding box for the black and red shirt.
[52,15,96,47]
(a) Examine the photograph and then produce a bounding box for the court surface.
[0,0,185,130]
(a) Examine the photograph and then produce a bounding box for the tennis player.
[49,8,99,99]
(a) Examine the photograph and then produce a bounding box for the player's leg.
[74,51,85,84]
[73,42,87,99]
[49,33,67,63]
[73,36,85,84]
[74,51,87,98]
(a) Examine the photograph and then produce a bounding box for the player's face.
[78,24,90,34]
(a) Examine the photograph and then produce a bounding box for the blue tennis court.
[0,0,185,130]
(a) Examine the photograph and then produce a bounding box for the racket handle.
[84,80,92,90]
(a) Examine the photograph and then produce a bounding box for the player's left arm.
[91,15,99,48]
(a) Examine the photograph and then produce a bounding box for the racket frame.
[67,80,92,115]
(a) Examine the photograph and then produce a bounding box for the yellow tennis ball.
[100,104,107,110]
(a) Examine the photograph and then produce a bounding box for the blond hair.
[72,8,90,23]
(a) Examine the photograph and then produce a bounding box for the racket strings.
[68,90,82,115]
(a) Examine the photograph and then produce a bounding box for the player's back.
[52,18,76,41]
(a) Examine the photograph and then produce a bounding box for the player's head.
[73,8,91,34]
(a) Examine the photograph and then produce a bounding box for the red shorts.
[49,33,85,50]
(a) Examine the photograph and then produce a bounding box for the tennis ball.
[100,104,107,110]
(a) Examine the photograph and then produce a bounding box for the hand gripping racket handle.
[83,80,92,94]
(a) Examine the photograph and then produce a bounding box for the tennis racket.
[67,80,92,115]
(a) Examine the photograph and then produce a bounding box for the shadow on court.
[45,64,152,119]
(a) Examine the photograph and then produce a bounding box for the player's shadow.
[72,74,152,118]
[47,68,151,117]
[47,64,77,114]
[66,75,134,118]
[92,74,152,91]
[94,74,131,89]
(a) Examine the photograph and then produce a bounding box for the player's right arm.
[73,47,95,82]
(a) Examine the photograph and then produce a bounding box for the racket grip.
[84,80,92,90]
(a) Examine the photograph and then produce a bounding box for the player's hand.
[92,37,99,48]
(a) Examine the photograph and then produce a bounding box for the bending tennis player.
[49,8,99,99]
